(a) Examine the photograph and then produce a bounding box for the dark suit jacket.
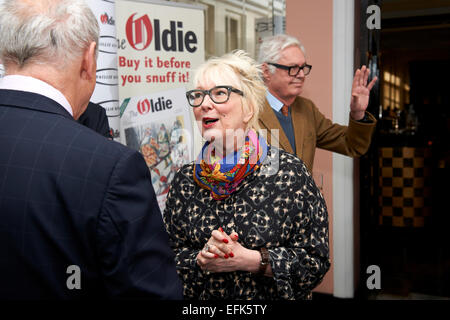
[0,89,182,299]
[78,102,112,139]
[259,96,376,172]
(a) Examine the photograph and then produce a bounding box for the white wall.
[332,0,356,298]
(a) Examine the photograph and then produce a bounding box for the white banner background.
[116,0,204,100]
[87,0,120,139]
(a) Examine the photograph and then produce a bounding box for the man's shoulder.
[57,117,136,163]
[293,96,316,109]
[291,96,324,123]
[4,102,132,163]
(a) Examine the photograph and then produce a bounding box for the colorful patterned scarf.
[193,129,268,200]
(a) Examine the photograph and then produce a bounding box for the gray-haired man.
[0,0,182,299]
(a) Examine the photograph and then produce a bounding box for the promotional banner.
[87,0,120,139]
[116,0,205,211]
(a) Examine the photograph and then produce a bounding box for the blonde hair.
[193,50,266,131]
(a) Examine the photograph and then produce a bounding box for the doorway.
[358,0,450,299]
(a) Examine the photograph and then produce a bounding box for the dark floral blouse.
[163,146,330,300]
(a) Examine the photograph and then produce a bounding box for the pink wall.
[286,0,334,294]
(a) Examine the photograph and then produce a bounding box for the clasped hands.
[196,227,255,274]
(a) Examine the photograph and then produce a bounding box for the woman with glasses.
[162,50,330,300]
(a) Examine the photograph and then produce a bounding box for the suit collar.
[0,89,73,119]
[0,75,73,116]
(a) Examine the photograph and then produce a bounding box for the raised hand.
[350,65,377,120]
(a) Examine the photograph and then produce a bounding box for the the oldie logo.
[126,14,152,51]
[137,97,173,115]
[125,13,197,53]
[100,12,115,26]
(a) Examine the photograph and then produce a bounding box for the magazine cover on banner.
[116,0,205,212]
[120,87,193,211]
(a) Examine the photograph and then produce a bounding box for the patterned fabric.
[163,146,330,300]
[378,147,432,227]
[281,104,289,117]
[193,130,268,200]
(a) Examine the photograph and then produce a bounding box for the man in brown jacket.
[258,34,378,172]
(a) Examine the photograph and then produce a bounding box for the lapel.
[0,89,73,120]
[291,97,305,157]
[259,98,293,153]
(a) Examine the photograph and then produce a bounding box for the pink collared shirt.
[0,75,73,117]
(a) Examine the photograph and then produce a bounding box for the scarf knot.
[193,130,268,200]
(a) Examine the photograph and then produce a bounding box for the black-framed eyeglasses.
[186,85,244,107]
[267,62,312,76]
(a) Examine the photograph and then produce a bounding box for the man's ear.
[81,42,97,80]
